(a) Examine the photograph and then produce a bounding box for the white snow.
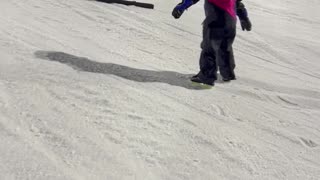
[0,0,320,179]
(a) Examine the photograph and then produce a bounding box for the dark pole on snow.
[95,0,154,9]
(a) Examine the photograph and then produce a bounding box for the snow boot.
[190,74,215,86]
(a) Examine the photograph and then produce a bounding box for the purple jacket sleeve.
[236,0,249,19]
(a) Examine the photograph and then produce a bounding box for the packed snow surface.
[1,0,320,179]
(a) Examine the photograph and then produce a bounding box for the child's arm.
[172,0,200,19]
[236,0,252,31]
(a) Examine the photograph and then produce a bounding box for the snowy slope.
[0,0,320,179]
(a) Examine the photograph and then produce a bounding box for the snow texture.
[0,0,320,179]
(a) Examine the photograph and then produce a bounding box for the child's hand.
[172,6,185,19]
[172,0,198,19]
[240,17,252,31]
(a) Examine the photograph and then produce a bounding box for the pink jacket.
[207,0,237,18]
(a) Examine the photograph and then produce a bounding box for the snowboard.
[190,81,213,89]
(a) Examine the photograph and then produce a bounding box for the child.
[172,0,252,86]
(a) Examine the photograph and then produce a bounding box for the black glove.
[236,0,252,31]
[240,17,252,31]
[172,7,184,19]
[172,0,199,19]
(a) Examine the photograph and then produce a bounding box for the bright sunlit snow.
[0,0,319,179]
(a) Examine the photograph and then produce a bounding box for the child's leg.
[196,21,218,83]
[216,22,236,79]
[210,14,236,80]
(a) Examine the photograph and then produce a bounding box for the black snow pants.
[197,1,237,82]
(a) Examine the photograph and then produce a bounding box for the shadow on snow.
[34,50,209,90]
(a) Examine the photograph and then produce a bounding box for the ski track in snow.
[0,0,320,179]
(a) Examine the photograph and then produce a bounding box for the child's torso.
[207,0,237,18]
